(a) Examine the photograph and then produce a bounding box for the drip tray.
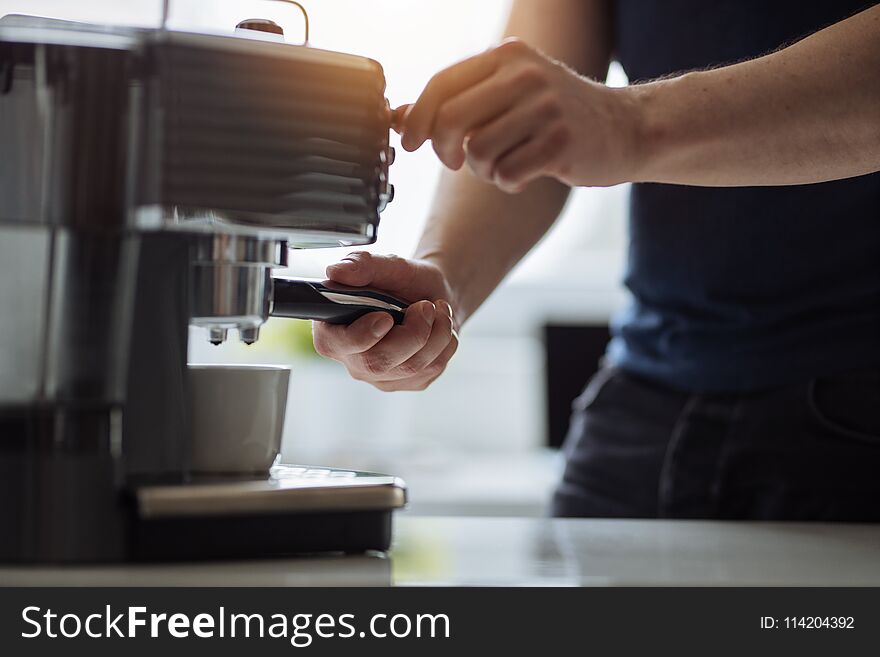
[130,465,407,561]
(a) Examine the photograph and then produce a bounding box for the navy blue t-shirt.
[606,0,880,392]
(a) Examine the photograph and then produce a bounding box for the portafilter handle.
[271,278,408,325]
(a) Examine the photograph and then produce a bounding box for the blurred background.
[1,0,631,516]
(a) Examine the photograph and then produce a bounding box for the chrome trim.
[149,29,376,72]
[192,234,287,266]
[190,263,272,334]
[0,26,136,50]
[319,290,407,312]
[137,475,407,518]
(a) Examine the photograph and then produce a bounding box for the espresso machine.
[0,5,408,562]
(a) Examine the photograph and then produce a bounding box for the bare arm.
[633,4,880,186]
[414,0,614,325]
[401,4,880,194]
[312,0,613,392]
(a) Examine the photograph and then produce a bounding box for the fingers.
[325,252,377,287]
[312,311,395,358]
[373,329,460,392]
[401,50,498,151]
[381,299,454,380]
[391,104,411,134]
[317,253,458,391]
[325,251,416,296]
[493,123,572,193]
[316,300,460,392]
[395,37,566,189]
[349,301,436,379]
[465,93,562,180]
[429,66,547,170]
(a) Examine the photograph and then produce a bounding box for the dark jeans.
[552,366,880,521]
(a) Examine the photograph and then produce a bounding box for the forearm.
[414,172,569,324]
[412,0,611,324]
[632,4,880,186]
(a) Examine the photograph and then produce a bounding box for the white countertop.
[2,516,879,587]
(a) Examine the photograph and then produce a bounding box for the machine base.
[131,509,394,561]
[0,463,406,563]
[129,465,407,562]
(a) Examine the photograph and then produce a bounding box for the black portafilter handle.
[271,278,408,325]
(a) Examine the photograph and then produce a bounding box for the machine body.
[0,13,404,562]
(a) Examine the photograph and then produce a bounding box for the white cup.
[188,364,290,475]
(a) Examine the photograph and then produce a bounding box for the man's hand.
[396,38,639,192]
[311,253,459,391]
[401,4,880,189]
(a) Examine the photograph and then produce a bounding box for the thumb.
[326,252,416,295]
[390,104,412,134]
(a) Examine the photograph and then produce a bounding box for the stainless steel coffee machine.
[0,7,407,562]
